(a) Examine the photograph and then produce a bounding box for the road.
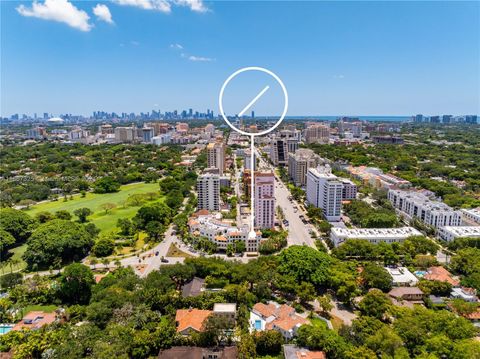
[256,149,317,248]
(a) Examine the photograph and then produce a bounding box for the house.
[424,266,460,287]
[389,287,424,308]
[249,302,308,339]
[158,346,238,359]
[12,311,57,331]
[283,345,326,359]
[175,309,212,335]
[385,267,419,286]
[451,287,478,302]
[181,277,205,297]
[213,303,236,322]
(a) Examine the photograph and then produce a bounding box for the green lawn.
[26,182,162,234]
[0,244,27,274]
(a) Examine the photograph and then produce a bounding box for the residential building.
[389,287,424,308]
[114,126,137,143]
[207,142,226,175]
[461,208,480,225]
[306,165,343,221]
[158,346,238,359]
[26,127,46,139]
[424,266,460,287]
[244,148,256,170]
[330,227,422,247]
[13,311,58,331]
[339,178,357,200]
[141,127,154,142]
[188,211,260,252]
[175,309,212,335]
[213,303,237,322]
[196,173,220,211]
[437,226,480,242]
[388,189,462,229]
[346,166,411,189]
[254,172,275,229]
[385,267,419,287]
[288,149,323,187]
[303,124,330,144]
[451,287,478,302]
[270,131,299,166]
[151,133,172,145]
[249,302,308,339]
[181,277,205,297]
[283,345,326,359]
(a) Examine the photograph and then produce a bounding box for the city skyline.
[2,1,479,116]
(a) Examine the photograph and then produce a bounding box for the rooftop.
[175,309,212,333]
[332,226,421,239]
[440,226,480,237]
[213,303,237,313]
[424,266,460,286]
[385,267,418,285]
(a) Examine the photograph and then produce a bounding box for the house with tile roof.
[249,302,309,339]
[175,309,212,335]
[12,311,58,331]
[424,266,460,286]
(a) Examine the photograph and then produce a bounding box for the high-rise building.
[306,165,343,222]
[114,126,137,143]
[339,178,358,200]
[254,172,275,229]
[442,115,452,124]
[303,124,330,144]
[142,127,154,143]
[465,115,478,124]
[207,142,226,175]
[197,173,220,211]
[414,114,424,123]
[270,131,299,166]
[288,149,323,187]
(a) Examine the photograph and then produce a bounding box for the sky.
[1,0,479,117]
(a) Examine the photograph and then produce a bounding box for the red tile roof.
[424,266,460,286]
[175,309,212,333]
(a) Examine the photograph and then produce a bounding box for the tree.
[361,263,392,292]
[55,210,72,220]
[133,202,172,229]
[35,211,54,223]
[344,347,377,359]
[23,219,94,270]
[93,176,120,194]
[238,332,256,359]
[85,223,101,238]
[74,207,92,223]
[0,208,36,243]
[0,228,16,254]
[226,243,234,257]
[255,330,284,356]
[92,234,115,257]
[235,240,246,253]
[450,248,480,275]
[145,221,164,241]
[0,272,22,289]
[278,245,332,287]
[297,281,316,303]
[365,326,405,358]
[358,289,392,320]
[418,279,452,296]
[117,218,134,236]
[101,202,117,214]
[58,263,95,305]
[296,324,350,358]
[317,294,333,315]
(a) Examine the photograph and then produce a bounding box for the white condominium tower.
[306,165,343,222]
[196,173,220,211]
[207,142,226,175]
[254,172,275,229]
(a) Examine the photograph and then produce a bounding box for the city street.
[256,148,317,248]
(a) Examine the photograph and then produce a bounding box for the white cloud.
[93,4,114,24]
[113,0,171,13]
[174,0,208,13]
[170,43,183,49]
[16,0,93,32]
[130,40,140,46]
[188,55,214,62]
[334,74,345,79]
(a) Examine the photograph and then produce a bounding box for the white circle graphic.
[218,66,288,137]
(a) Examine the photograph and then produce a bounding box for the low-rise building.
[451,287,478,302]
[388,189,462,230]
[213,303,237,322]
[188,211,260,252]
[330,227,421,247]
[181,277,205,297]
[461,208,480,225]
[339,178,357,200]
[389,287,424,308]
[13,311,58,331]
[437,226,480,242]
[385,267,419,287]
[424,266,460,287]
[249,302,308,339]
[158,346,238,359]
[283,345,326,359]
[175,309,212,335]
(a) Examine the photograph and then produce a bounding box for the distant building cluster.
[413,114,478,124]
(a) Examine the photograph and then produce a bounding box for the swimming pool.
[0,325,13,335]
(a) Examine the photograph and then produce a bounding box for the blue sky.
[1,0,479,117]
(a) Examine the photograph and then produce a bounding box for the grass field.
[0,244,27,274]
[27,182,162,233]
[166,243,193,258]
